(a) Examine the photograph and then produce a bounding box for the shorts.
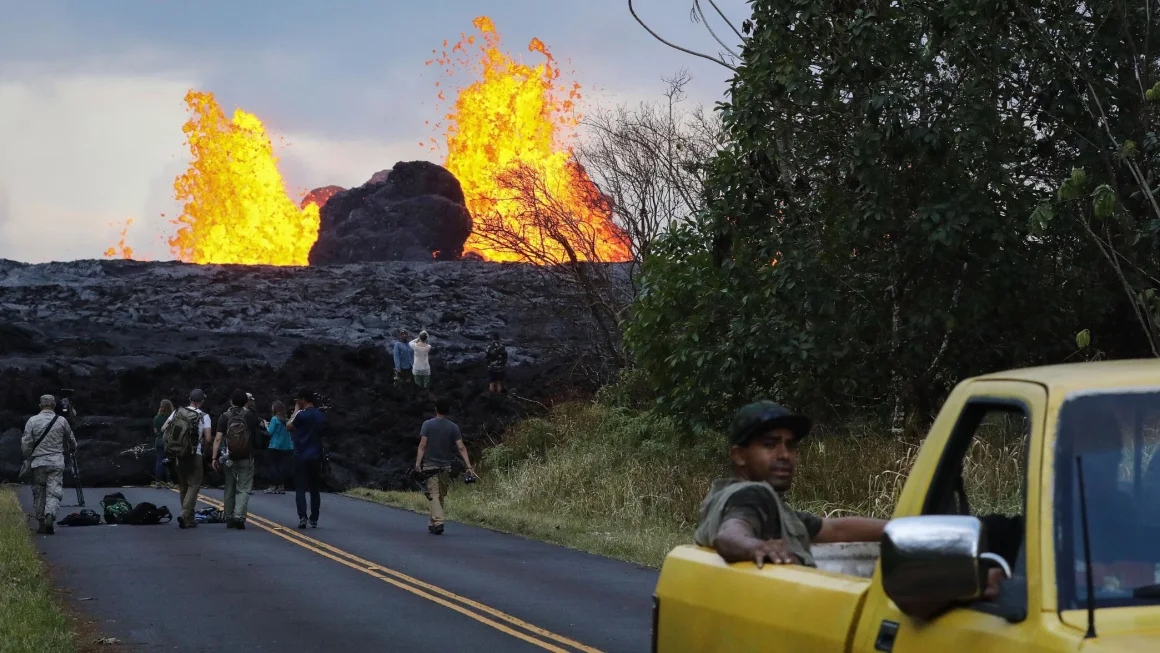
[488,369,506,383]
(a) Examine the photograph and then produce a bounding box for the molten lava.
[432,17,631,263]
[103,219,136,260]
[169,91,319,265]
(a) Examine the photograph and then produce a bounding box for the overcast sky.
[0,0,746,262]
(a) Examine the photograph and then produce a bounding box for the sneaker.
[177,516,187,529]
[298,518,308,529]
[309,520,318,529]
[430,524,444,535]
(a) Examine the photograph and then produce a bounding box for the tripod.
[67,444,84,507]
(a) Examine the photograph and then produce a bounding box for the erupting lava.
[431,17,631,263]
[169,91,319,265]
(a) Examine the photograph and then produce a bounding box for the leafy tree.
[627,0,1146,433]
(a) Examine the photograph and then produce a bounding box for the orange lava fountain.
[169,91,319,265]
[430,17,631,263]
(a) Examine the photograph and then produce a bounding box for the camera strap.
[28,415,60,460]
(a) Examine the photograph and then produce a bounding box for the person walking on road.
[393,329,414,385]
[264,401,293,494]
[161,389,212,529]
[414,398,475,535]
[486,334,508,394]
[287,388,326,528]
[22,394,78,535]
[213,389,263,529]
[410,330,432,388]
[152,399,174,486]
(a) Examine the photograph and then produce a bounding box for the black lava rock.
[309,161,473,265]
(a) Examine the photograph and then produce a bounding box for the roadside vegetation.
[352,380,1021,568]
[0,486,76,653]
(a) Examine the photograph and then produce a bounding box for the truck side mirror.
[881,515,1009,620]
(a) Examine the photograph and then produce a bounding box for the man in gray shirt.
[414,398,475,535]
[22,394,78,535]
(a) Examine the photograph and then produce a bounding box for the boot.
[45,515,55,535]
[36,518,46,535]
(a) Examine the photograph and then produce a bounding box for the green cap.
[730,400,812,447]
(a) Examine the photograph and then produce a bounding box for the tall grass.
[351,402,1024,568]
[0,486,76,653]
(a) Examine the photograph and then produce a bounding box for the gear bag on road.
[57,509,102,526]
[100,492,133,524]
[119,502,172,525]
[164,407,202,458]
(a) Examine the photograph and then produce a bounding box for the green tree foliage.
[627,0,1157,432]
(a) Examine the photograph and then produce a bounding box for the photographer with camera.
[414,397,475,535]
[287,388,326,529]
[21,394,78,535]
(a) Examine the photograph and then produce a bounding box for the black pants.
[294,457,323,521]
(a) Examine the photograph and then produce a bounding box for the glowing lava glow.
[169,91,319,265]
[431,17,631,263]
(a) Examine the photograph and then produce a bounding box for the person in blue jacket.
[264,401,294,494]
[393,329,414,385]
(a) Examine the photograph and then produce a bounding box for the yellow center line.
[188,492,603,653]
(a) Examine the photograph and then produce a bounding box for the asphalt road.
[19,486,659,653]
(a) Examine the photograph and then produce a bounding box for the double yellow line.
[192,493,602,653]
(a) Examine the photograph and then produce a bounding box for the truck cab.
[654,361,1160,652]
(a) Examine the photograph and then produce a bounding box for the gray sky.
[0,0,745,262]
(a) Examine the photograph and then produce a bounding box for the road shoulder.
[0,484,78,653]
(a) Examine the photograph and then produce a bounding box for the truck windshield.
[1055,390,1160,610]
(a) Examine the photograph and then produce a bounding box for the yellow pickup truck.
[654,361,1160,651]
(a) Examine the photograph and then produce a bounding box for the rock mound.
[308,161,472,265]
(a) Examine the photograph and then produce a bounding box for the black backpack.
[119,502,173,525]
[57,509,103,527]
[100,492,133,524]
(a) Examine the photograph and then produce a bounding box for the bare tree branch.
[704,0,747,42]
[692,0,741,60]
[628,0,738,71]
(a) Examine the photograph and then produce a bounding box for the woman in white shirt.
[410,331,432,388]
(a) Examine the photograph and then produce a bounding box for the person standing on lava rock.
[414,397,475,535]
[393,329,414,385]
[287,388,326,529]
[22,394,77,535]
[486,334,508,394]
[410,331,433,389]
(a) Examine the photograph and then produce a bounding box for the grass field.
[351,401,1023,568]
[0,486,76,653]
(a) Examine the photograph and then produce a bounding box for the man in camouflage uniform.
[694,401,886,567]
[22,394,77,535]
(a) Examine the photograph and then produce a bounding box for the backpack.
[224,407,253,458]
[100,492,133,524]
[164,407,202,458]
[57,509,102,527]
[119,502,172,525]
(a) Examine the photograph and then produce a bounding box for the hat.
[729,401,812,447]
[189,389,206,402]
[39,394,56,407]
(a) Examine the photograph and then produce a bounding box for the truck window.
[1054,390,1160,610]
[921,401,1030,619]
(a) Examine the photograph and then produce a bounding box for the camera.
[57,388,77,422]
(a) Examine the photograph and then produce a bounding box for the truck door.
[851,381,1047,653]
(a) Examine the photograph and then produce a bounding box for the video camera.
[57,388,77,422]
[56,389,85,507]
